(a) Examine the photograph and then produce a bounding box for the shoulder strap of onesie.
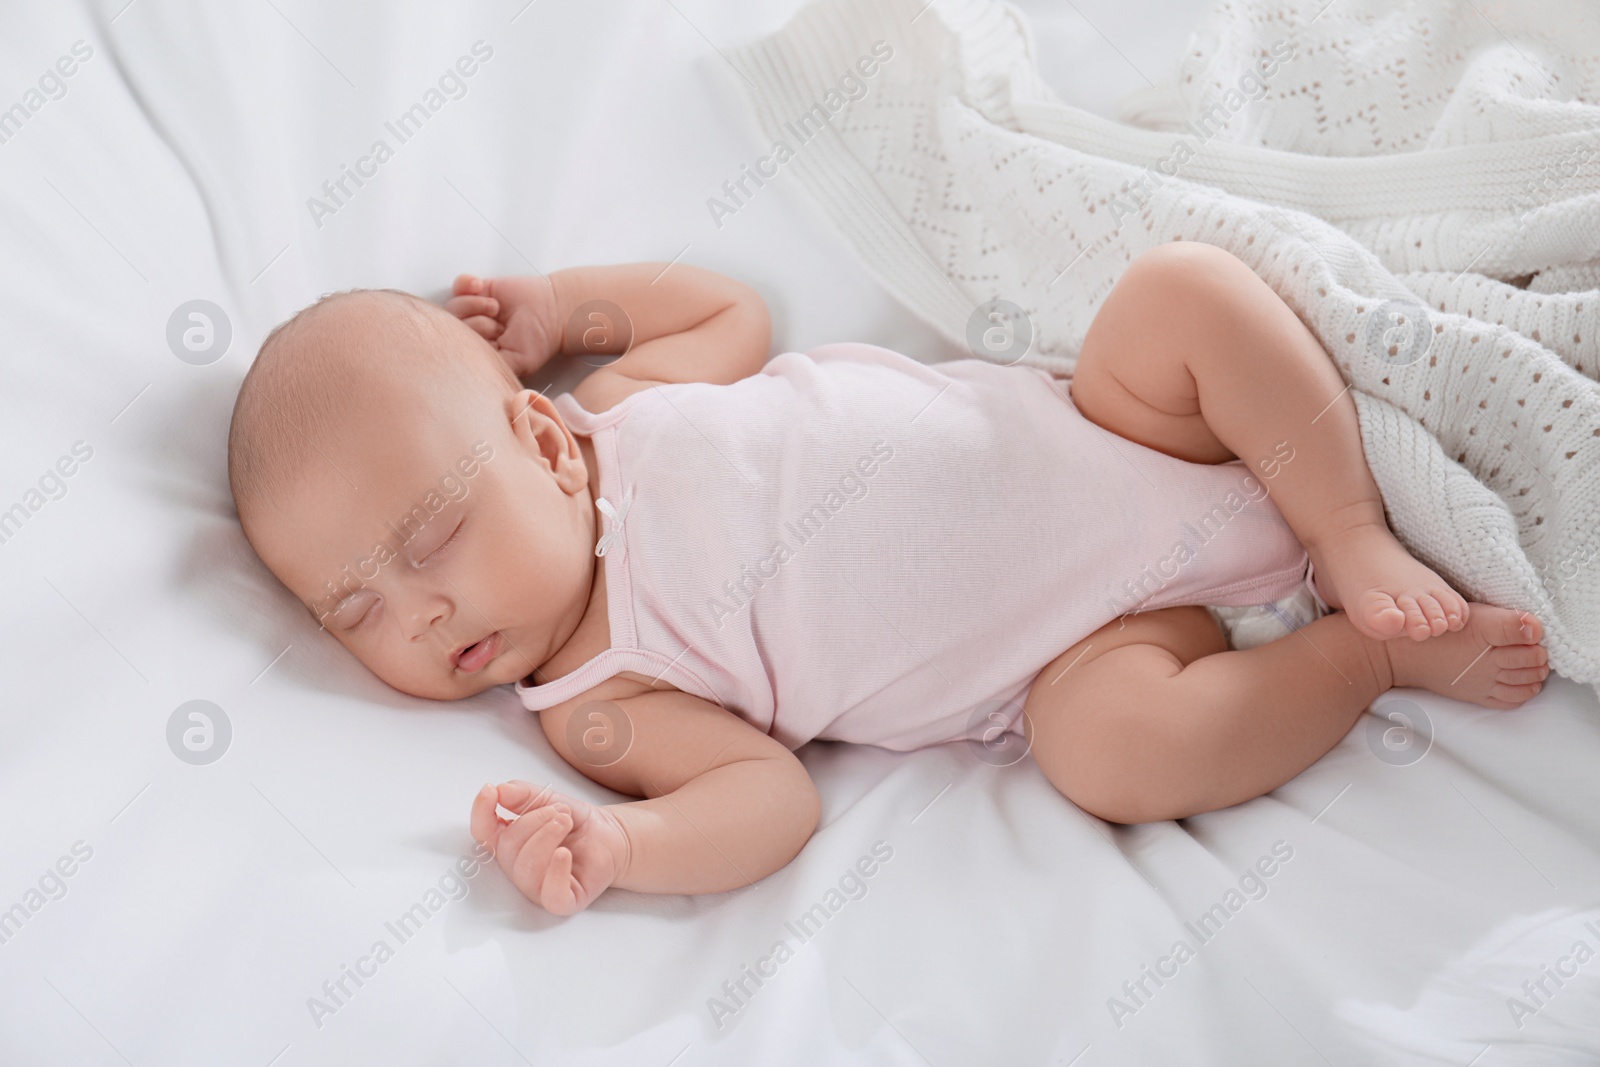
[553,386,656,433]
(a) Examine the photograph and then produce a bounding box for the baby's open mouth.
[454,632,501,673]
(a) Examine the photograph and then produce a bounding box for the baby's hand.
[469,780,628,916]
[446,274,560,380]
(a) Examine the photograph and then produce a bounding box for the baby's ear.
[505,388,586,492]
[505,387,541,434]
[506,388,563,436]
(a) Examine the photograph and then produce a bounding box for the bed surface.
[4,1,1599,1063]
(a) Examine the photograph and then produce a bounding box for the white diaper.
[1204,560,1331,651]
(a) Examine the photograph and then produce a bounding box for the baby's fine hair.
[226,288,520,535]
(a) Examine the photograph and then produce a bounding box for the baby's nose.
[395,587,451,642]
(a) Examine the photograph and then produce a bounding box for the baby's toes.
[1496,664,1549,687]
[1354,591,1408,639]
[1479,606,1543,648]
[1439,589,1469,631]
[1415,593,1451,637]
[1490,636,1550,685]
[1396,594,1435,641]
[1495,643,1548,671]
[1518,611,1543,644]
[1489,679,1544,707]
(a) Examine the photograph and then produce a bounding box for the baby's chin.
[363,654,510,702]
[385,672,495,702]
[450,666,512,699]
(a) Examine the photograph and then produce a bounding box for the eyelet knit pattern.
[728,0,1600,685]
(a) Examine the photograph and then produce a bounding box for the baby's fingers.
[445,293,500,321]
[540,846,583,916]
[461,316,505,342]
[508,806,573,903]
[453,273,485,296]
[495,779,558,817]
[496,801,566,859]
[469,783,506,849]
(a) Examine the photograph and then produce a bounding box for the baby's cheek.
[349,634,431,698]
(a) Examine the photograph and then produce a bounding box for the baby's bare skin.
[242,264,815,916]
[457,247,1543,904]
[1024,242,1546,823]
[236,248,1548,918]
[1069,243,1470,644]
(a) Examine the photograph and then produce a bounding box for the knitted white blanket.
[726,0,1600,692]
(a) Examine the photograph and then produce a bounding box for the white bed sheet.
[3,0,1599,1064]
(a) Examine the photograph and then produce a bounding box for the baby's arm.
[469,679,820,915]
[448,263,771,406]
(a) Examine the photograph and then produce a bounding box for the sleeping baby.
[227,246,1549,916]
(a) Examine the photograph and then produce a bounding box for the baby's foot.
[1307,520,1470,641]
[1378,604,1548,709]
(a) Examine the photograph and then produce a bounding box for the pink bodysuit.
[515,342,1315,752]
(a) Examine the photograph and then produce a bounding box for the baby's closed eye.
[329,590,378,630]
[419,519,464,562]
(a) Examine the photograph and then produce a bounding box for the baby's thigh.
[1024,605,1227,823]
[1070,242,1248,464]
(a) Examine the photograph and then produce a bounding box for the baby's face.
[250,380,597,701]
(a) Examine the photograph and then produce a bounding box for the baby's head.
[228,289,596,700]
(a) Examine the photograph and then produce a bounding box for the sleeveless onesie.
[516,343,1319,752]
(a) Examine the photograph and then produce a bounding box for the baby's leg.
[1070,241,1465,642]
[1025,603,1547,824]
